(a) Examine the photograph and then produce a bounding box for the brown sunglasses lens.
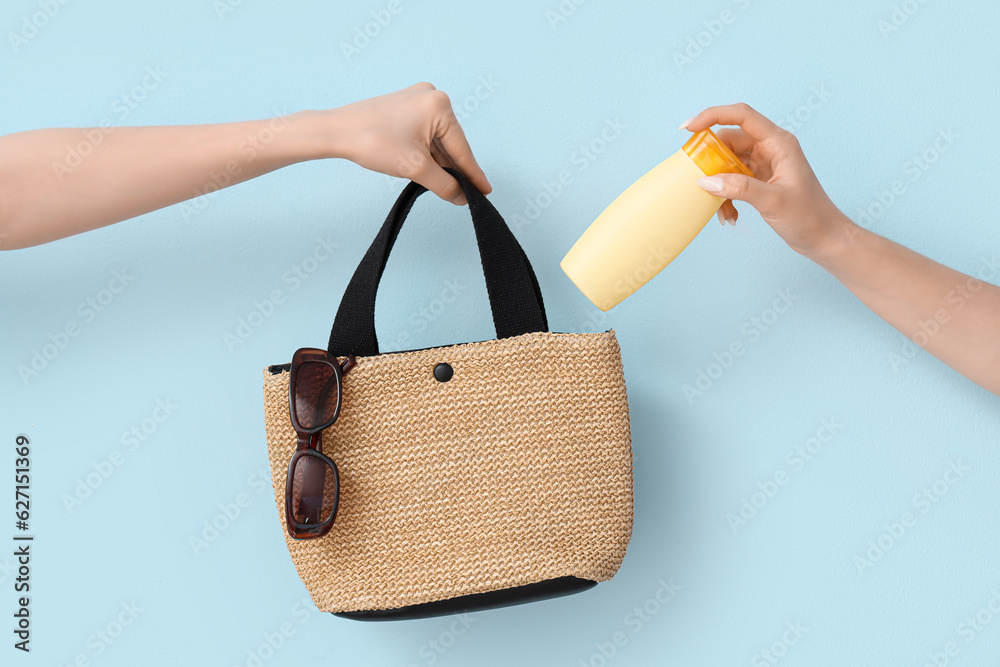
[292,360,341,431]
[290,455,337,527]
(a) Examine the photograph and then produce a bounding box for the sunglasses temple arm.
[340,355,357,374]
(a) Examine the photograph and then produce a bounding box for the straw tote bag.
[262,169,633,620]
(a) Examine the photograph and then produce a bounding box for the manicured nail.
[697,176,725,194]
[678,117,695,131]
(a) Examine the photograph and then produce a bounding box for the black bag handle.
[327,168,548,357]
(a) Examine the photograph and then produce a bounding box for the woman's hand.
[323,82,492,206]
[682,103,1000,396]
[681,102,848,259]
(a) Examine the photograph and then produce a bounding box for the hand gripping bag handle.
[327,168,548,357]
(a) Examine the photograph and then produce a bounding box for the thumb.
[697,174,775,211]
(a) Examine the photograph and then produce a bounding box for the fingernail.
[697,176,724,194]
[678,117,695,131]
[451,194,467,206]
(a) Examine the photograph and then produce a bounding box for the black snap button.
[433,363,453,382]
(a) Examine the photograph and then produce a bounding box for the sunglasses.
[286,348,356,540]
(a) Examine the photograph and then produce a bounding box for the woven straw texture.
[262,330,633,613]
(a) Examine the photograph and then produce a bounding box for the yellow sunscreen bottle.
[561,128,753,311]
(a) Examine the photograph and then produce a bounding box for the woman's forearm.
[0,111,333,249]
[0,84,490,251]
[809,213,1000,394]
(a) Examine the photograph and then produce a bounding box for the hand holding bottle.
[684,102,847,260]
[684,102,1000,396]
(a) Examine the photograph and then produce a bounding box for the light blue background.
[2,0,999,665]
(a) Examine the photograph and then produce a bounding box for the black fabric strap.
[327,168,548,357]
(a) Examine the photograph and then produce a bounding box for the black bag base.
[334,576,596,621]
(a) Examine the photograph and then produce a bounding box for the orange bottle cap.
[682,128,754,178]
